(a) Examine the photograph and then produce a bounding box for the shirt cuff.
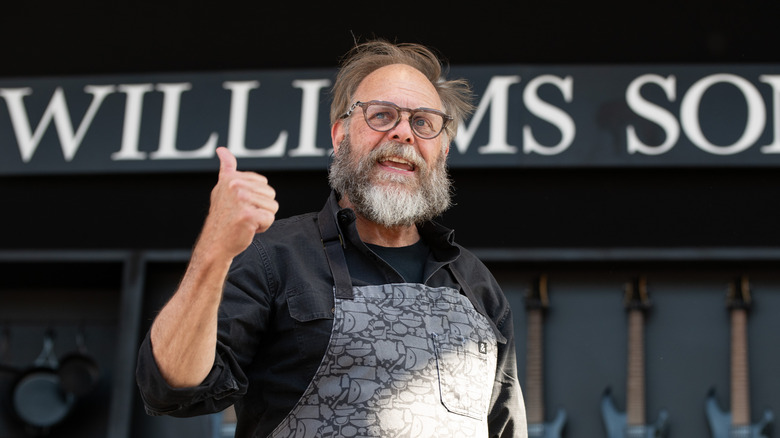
[135,331,240,416]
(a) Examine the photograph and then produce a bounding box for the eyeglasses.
[342,100,453,139]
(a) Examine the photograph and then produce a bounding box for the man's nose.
[389,115,415,144]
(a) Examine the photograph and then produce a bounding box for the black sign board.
[1,65,779,175]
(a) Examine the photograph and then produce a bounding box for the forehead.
[354,64,442,110]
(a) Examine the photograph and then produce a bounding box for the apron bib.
[269,209,498,438]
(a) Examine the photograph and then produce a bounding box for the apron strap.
[317,206,354,300]
[448,264,508,344]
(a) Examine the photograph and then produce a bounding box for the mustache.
[367,142,426,171]
[328,134,453,226]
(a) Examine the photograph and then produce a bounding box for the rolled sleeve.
[135,331,245,417]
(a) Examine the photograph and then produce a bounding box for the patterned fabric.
[270,283,498,438]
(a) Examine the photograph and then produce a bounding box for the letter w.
[0,85,115,162]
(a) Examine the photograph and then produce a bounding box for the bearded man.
[136,39,528,438]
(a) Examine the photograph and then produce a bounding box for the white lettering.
[680,74,765,155]
[626,74,680,155]
[454,75,521,154]
[222,81,287,158]
[150,83,217,159]
[289,79,331,157]
[1,85,114,162]
[111,84,154,160]
[759,75,780,153]
[522,75,575,155]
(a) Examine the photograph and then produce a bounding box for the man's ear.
[331,120,346,155]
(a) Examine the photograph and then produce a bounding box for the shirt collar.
[323,190,460,264]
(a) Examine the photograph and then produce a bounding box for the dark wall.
[4,166,780,250]
[3,1,779,79]
[0,170,329,250]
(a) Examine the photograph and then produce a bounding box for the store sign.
[1,65,779,175]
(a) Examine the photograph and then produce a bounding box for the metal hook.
[34,329,59,369]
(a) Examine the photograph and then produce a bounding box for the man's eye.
[369,110,396,125]
[413,116,434,129]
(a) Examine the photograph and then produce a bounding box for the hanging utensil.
[57,326,100,397]
[11,329,75,430]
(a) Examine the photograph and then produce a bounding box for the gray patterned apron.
[269,209,498,438]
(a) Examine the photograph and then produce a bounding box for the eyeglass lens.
[363,103,445,138]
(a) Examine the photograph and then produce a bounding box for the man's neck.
[339,196,420,247]
[355,215,420,247]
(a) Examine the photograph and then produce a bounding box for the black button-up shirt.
[136,191,527,437]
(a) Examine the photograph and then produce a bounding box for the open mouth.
[378,157,416,172]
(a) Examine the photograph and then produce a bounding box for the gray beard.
[328,136,453,228]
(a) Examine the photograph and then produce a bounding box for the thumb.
[216,146,237,175]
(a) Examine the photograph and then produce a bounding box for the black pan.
[11,331,74,431]
[57,330,100,397]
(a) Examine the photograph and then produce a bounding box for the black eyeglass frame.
[341,100,453,139]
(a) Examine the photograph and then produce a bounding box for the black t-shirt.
[365,239,431,284]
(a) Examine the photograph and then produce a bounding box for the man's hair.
[330,39,475,142]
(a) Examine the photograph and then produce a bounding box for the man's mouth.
[378,157,416,172]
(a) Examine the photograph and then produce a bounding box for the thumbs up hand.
[198,147,279,260]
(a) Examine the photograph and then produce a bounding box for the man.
[136,39,527,438]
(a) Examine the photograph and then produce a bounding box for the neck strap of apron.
[318,204,507,343]
[447,265,508,344]
[317,206,354,300]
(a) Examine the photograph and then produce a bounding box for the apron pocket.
[432,333,492,420]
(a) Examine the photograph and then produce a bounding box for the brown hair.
[330,39,474,142]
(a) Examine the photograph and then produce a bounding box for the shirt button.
[337,210,355,224]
